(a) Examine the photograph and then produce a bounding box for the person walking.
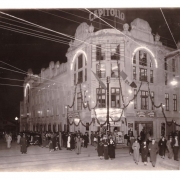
[67,133,71,150]
[6,134,12,148]
[76,134,82,155]
[98,138,104,159]
[103,136,109,160]
[83,132,89,148]
[91,131,94,146]
[17,133,21,144]
[108,137,115,160]
[132,139,140,165]
[20,133,27,154]
[141,140,149,165]
[172,135,179,161]
[148,138,159,167]
[166,136,173,159]
[158,136,167,159]
[129,136,135,155]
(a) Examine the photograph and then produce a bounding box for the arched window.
[73,53,87,85]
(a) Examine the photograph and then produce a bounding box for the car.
[22,132,42,146]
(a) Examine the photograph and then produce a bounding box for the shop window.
[139,68,147,82]
[150,70,153,83]
[139,51,147,66]
[78,54,83,69]
[78,71,83,84]
[96,63,106,78]
[165,93,169,111]
[141,90,148,110]
[111,88,120,108]
[111,63,119,78]
[85,68,87,81]
[173,94,177,111]
[110,44,120,60]
[134,89,137,109]
[77,92,82,110]
[97,88,106,108]
[133,66,136,80]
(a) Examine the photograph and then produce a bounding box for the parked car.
[22,132,42,146]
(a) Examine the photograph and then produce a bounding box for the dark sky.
[0,8,180,123]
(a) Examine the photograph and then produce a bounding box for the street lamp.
[171,78,178,86]
[15,117,19,133]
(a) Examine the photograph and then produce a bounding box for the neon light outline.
[24,83,30,97]
[132,47,158,68]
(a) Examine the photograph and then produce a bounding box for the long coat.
[98,141,104,157]
[148,142,159,164]
[166,140,173,159]
[132,142,140,162]
[141,143,149,162]
[108,141,115,159]
[76,137,82,154]
[158,139,167,156]
[6,135,12,148]
[67,135,71,149]
[103,140,109,160]
[20,137,27,153]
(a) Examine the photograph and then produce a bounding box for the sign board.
[136,111,155,118]
[68,111,80,119]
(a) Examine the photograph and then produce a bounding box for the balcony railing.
[139,76,148,82]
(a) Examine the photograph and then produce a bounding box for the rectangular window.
[165,93,169,111]
[96,45,105,61]
[85,68,87,81]
[78,70,83,83]
[78,54,83,69]
[97,88,106,108]
[139,68,147,82]
[134,89,137,109]
[111,88,120,108]
[139,51,147,66]
[96,63,106,78]
[133,54,136,64]
[141,90,148,110]
[77,92,82,110]
[74,73,76,85]
[133,66,136,80]
[150,70,153,83]
[165,73,168,85]
[164,58,168,70]
[173,94,177,111]
[110,44,120,60]
[111,63,119,78]
[172,59,175,72]
[151,92,154,110]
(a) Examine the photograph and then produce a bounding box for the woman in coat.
[67,134,71,150]
[158,136,167,159]
[108,137,115,160]
[98,138,104,159]
[76,134,82,155]
[148,138,159,167]
[17,133,21,144]
[20,134,27,154]
[141,140,149,165]
[166,136,173,159]
[132,139,140,165]
[6,134,12,148]
[103,136,109,160]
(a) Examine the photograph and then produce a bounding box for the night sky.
[0,8,180,123]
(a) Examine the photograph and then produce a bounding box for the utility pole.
[107,76,110,134]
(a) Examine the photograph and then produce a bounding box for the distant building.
[20,17,180,141]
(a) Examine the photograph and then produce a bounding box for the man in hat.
[148,137,159,167]
[172,135,179,161]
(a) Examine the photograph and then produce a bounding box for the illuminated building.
[20,16,180,140]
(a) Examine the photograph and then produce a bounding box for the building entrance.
[135,121,153,137]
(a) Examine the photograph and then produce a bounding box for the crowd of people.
[127,129,180,167]
[1,129,180,166]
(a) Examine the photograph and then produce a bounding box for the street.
[0,139,169,172]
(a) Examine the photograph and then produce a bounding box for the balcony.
[139,76,148,82]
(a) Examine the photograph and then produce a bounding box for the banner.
[120,70,137,88]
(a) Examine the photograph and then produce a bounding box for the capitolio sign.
[89,9,125,21]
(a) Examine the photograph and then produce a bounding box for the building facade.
[20,17,180,141]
